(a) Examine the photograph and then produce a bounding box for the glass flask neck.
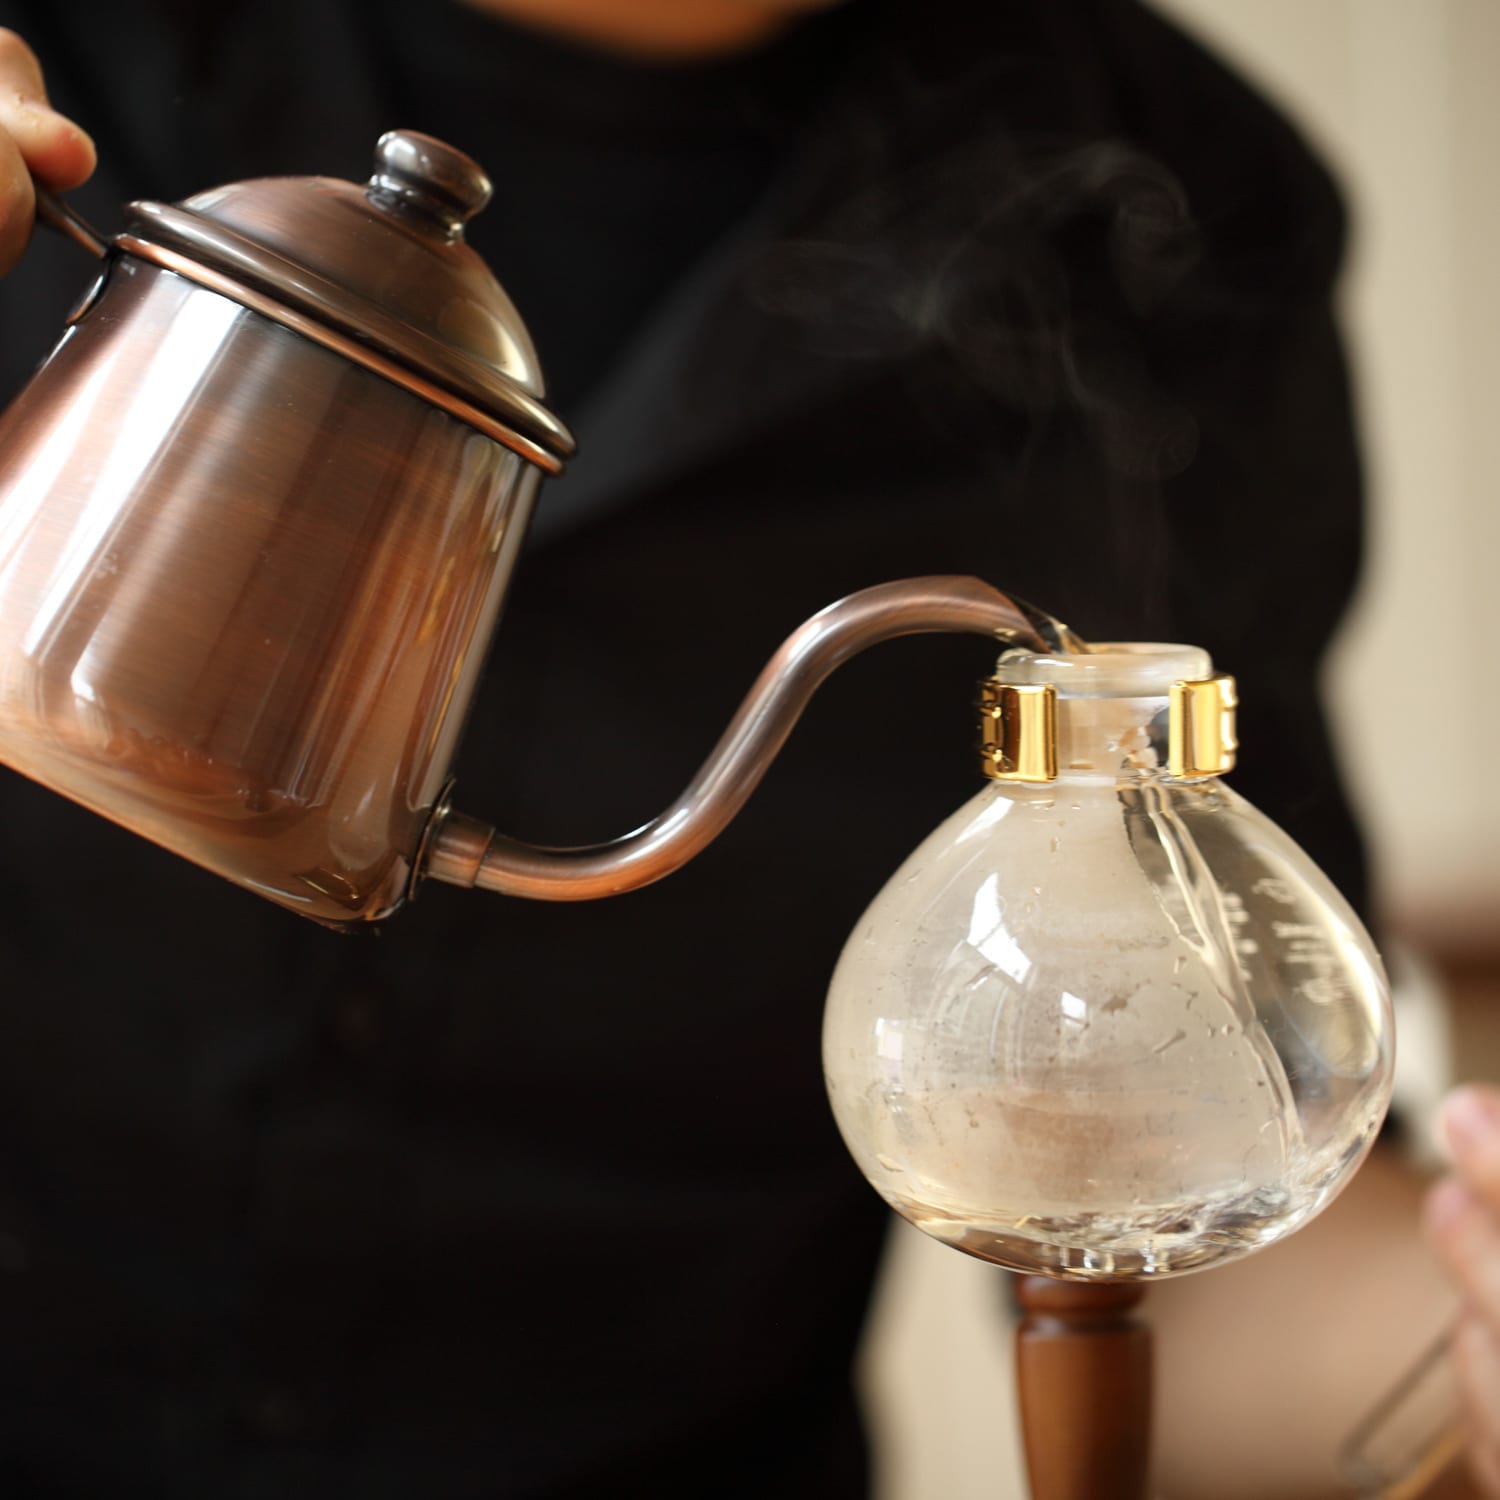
[994,643,1214,784]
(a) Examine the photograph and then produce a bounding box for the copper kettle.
[0,132,1065,925]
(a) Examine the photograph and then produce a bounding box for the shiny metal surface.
[117,130,573,466]
[115,234,567,472]
[0,259,538,925]
[979,680,1058,783]
[1168,673,1238,779]
[424,577,1070,901]
[367,130,493,235]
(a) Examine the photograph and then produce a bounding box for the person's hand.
[1425,1085,1500,1496]
[0,29,95,277]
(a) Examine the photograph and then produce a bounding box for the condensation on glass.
[823,644,1394,1279]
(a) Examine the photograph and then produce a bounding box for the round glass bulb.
[823,645,1394,1279]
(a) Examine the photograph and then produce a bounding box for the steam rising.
[753,137,1204,483]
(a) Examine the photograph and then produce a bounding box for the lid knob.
[368,130,493,238]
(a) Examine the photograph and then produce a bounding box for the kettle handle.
[33,182,108,259]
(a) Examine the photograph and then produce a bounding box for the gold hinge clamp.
[978,681,1058,783]
[1168,675,1238,779]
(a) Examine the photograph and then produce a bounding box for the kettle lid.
[115,130,575,472]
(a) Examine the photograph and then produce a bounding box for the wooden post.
[1015,1276,1152,1500]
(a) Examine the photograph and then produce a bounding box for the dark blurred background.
[861,4,1500,1497]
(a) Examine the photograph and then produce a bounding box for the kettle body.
[0,135,564,924]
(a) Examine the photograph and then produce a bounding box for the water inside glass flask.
[822,644,1393,1279]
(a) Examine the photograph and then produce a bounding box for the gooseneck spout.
[421,576,1080,902]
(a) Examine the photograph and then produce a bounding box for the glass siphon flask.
[823,644,1394,1279]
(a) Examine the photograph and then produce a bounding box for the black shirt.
[0,3,1368,1496]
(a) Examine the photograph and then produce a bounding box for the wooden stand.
[1015,1277,1152,1500]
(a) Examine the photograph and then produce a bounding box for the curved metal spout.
[422,576,1079,902]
